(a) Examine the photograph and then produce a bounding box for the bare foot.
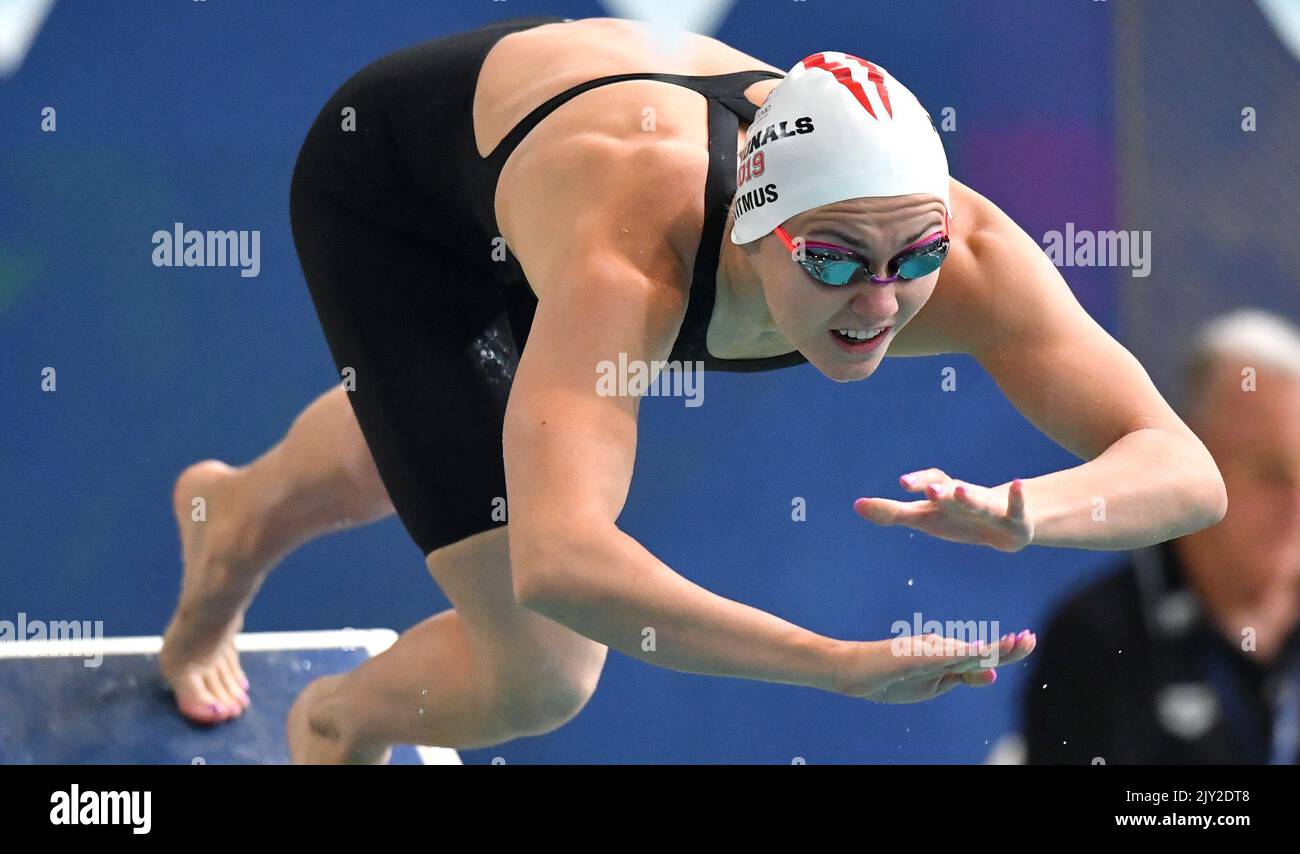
[288,675,392,764]
[161,460,266,724]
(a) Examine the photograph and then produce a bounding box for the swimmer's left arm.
[858,184,1227,551]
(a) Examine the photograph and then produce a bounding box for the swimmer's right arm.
[503,248,846,692]
[499,137,1032,699]
[503,254,1037,698]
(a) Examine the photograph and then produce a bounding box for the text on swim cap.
[733,183,779,220]
[736,151,766,188]
[741,116,815,160]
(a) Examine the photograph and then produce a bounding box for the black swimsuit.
[289,15,806,555]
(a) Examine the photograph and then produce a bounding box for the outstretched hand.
[854,469,1034,552]
[837,631,1038,703]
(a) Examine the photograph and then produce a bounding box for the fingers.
[854,496,925,525]
[900,468,951,493]
[913,630,1038,678]
[961,668,998,687]
[937,481,999,517]
[901,470,995,517]
[963,631,1037,670]
[951,629,1029,691]
[899,472,1027,525]
[994,630,1038,666]
[1007,478,1027,519]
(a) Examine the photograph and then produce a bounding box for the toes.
[216,656,250,713]
[201,669,241,721]
[174,672,226,725]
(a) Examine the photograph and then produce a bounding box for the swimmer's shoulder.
[887,179,1005,359]
[474,17,778,158]
[484,19,771,302]
[496,115,708,307]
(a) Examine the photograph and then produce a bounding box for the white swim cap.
[730,52,951,244]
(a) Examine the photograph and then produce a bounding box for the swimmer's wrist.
[768,632,849,694]
[823,639,865,696]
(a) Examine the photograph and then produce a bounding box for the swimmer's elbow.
[1175,445,1228,534]
[510,524,616,616]
[511,557,566,614]
[1198,467,1229,529]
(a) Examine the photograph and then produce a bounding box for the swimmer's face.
[752,194,948,382]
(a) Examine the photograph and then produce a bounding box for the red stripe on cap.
[850,55,893,119]
[802,53,878,120]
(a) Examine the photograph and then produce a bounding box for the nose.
[849,283,898,320]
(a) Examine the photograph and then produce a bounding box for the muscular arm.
[950,182,1227,549]
[501,138,845,692]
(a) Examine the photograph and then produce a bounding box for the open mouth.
[830,325,891,353]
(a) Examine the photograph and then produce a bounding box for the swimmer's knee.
[493,651,606,738]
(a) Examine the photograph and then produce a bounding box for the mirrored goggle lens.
[896,244,948,280]
[814,259,862,286]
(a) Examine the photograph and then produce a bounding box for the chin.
[815,353,882,383]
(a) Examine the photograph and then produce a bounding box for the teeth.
[836,327,885,340]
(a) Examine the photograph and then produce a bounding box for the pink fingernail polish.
[989,670,998,684]
[240,677,250,690]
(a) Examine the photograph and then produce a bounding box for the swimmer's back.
[474,18,783,301]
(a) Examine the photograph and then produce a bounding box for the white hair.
[1180,308,1300,417]
[1190,308,1300,377]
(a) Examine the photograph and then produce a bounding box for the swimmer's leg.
[162,384,394,724]
[288,527,607,763]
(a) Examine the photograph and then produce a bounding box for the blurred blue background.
[2,0,1282,763]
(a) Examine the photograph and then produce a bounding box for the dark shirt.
[1024,539,1300,764]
